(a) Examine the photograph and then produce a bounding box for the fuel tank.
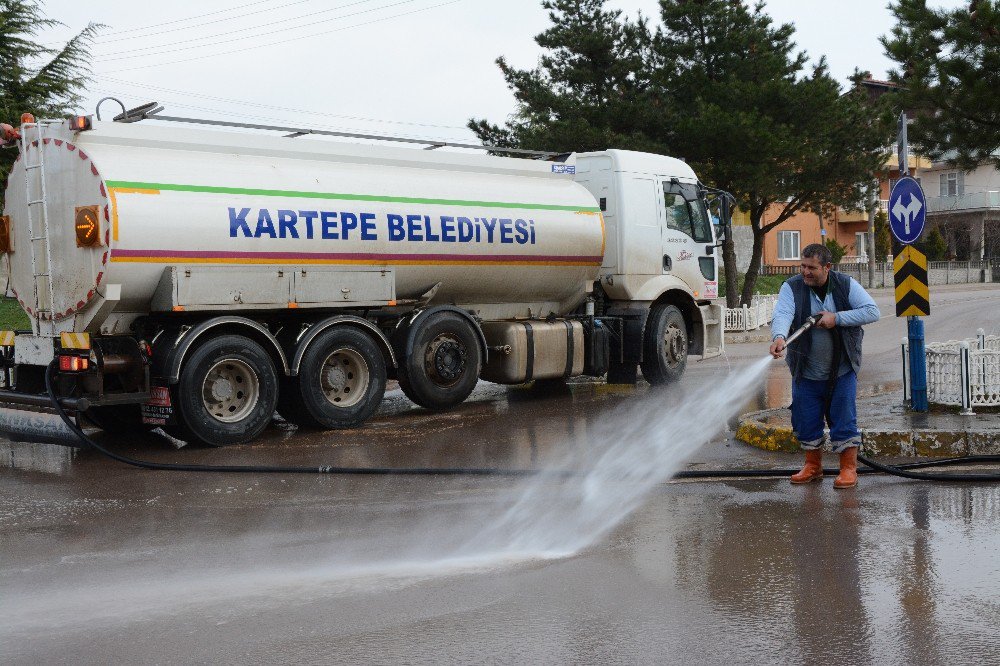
[2,120,605,332]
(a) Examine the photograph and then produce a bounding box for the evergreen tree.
[0,1,101,209]
[920,225,949,261]
[874,208,892,260]
[468,0,656,153]
[473,0,893,307]
[824,238,847,265]
[650,1,893,305]
[883,0,1000,170]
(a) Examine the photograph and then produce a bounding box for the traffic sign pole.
[908,317,928,411]
[895,112,928,412]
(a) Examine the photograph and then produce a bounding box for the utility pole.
[867,178,878,287]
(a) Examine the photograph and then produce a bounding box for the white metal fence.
[724,294,779,332]
[908,331,1000,411]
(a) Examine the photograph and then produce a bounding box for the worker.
[769,243,881,488]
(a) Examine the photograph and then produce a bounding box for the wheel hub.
[322,365,348,391]
[663,325,684,365]
[426,335,467,384]
[319,348,369,407]
[201,359,259,423]
[211,378,234,402]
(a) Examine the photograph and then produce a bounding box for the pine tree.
[883,0,1000,170]
[650,1,893,305]
[468,0,655,153]
[473,0,893,307]
[0,1,100,209]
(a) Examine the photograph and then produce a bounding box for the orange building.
[761,206,871,268]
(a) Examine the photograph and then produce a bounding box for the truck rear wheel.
[397,312,481,410]
[279,327,386,429]
[641,304,688,385]
[174,335,278,447]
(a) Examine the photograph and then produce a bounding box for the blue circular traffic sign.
[888,176,926,245]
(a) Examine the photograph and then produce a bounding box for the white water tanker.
[0,110,726,446]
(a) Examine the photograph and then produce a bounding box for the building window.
[856,232,869,258]
[777,230,800,260]
[940,172,964,196]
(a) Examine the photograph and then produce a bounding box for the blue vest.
[785,272,864,379]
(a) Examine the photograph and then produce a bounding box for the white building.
[920,157,1000,260]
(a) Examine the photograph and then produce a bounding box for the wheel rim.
[424,333,467,387]
[201,358,260,423]
[663,323,686,368]
[319,347,369,408]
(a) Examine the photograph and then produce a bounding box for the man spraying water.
[769,244,881,488]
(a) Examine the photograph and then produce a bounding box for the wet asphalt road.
[2,283,1000,665]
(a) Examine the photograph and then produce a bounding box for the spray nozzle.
[784,314,823,346]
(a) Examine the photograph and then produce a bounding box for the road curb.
[736,408,1000,456]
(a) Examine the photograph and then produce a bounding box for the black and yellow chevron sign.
[893,245,930,317]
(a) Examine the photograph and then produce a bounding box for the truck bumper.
[698,303,724,360]
[0,396,85,447]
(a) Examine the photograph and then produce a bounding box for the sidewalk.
[737,393,1000,456]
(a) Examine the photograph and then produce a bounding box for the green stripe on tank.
[104,181,600,213]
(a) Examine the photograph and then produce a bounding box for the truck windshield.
[663,182,713,244]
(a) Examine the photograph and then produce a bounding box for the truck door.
[659,180,717,298]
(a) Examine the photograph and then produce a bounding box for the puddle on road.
[2,358,775,633]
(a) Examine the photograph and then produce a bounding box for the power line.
[98,0,467,74]
[96,76,471,131]
[90,90,479,144]
[96,0,415,61]
[96,0,377,53]
[101,0,307,36]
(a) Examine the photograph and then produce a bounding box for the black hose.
[45,362,1000,481]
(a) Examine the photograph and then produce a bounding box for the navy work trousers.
[790,371,860,453]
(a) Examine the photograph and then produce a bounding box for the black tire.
[279,327,387,430]
[397,312,482,410]
[640,304,688,385]
[173,335,279,447]
[86,405,155,436]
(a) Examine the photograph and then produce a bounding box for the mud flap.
[140,385,175,426]
[0,405,83,447]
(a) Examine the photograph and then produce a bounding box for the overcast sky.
[38,0,968,147]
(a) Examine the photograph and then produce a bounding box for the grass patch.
[718,273,788,299]
[0,297,30,330]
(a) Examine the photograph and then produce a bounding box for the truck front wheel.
[279,327,387,429]
[641,304,688,385]
[398,312,482,410]
[174,335,279,447]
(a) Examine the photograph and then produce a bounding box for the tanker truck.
[0,110,726,447]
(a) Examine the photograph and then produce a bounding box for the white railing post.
[742,305,749,332]
[960,341,974,415]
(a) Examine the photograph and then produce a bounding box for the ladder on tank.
[19,120,60,335]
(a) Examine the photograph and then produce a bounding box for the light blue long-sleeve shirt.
[770,274,881,380]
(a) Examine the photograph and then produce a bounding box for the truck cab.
[572,150,724,382]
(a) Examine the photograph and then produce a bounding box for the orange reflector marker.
[75,206,102,247]
[21,112,34,124]
[59,355,89,372]
[71,115,93,131]
[387,300,397,306]
[60,332,91,350]
[0,216,11,254]
[172,306,185,312]
[287,302,299,309]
